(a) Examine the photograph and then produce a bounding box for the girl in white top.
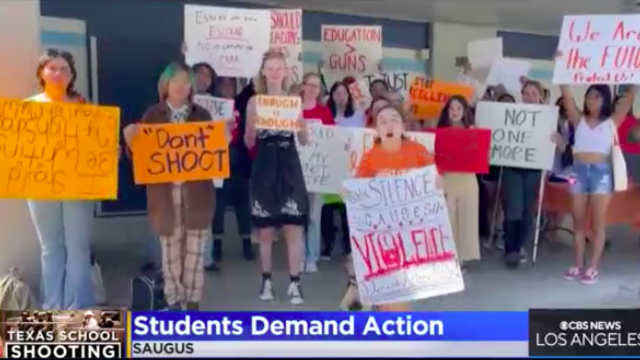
[327,81,365,128]
[557,52,637,284]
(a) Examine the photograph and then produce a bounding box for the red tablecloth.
[542,181,640,234]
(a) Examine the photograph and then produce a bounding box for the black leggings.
[320,203,351,256]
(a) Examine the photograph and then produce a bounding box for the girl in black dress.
[244,50,310,305]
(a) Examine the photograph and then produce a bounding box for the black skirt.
[250,139,309,228]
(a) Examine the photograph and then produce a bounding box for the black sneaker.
[259,278,274,301]
[287,281,304,305]
[505,252,521,269]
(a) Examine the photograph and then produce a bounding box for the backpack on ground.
[0,268,36,310]
[130,269,167,311]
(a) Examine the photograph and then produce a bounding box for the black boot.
[503,220,521,269]
[242,237,255,261]
[212,238,223,262]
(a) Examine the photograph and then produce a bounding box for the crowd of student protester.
[15,43,639,311]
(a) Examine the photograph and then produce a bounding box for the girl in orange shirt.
[352,104,442,311]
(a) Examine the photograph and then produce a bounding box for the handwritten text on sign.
[296,123,351,193]
[255,95,301,131]
[270,9,302,83]
[475,101,558,170]
[132,122,229,184]
[350,71,414,110]
[193,95,234,120]
[183,5,270,78]
[0,99,120,199]
[553,14,640,84]
[343,166,464,305]
[409,76,474,120]
[321,25,382,81]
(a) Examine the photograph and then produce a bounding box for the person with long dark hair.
[558,57,637,283]
[437,95,481,268]
[27,49,94,310]
[192,62,217,95]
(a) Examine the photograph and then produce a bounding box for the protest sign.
[343,165,464,305]
[0,99,120,199]
[349,71,413,110]
[434,128,491,174]
[457,72,488,102]
[408,76,474,120]
[184,5,270,78]
[467,37,503,68]
[322,25,382,82]
[193,95,234,120]
[296,123,351,193]
[270,9,302,84]
[475,101,559,170]
[553,14,640,85]
[255,95,301,131]
[132,122,229,184]
[486,58,532,97]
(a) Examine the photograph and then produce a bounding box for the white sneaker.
[300,261,318,273]
[288,281,304,305]
[259,278,274,301]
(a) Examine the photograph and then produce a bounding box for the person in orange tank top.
[352,104,442,311]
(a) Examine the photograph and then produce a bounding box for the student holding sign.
[245,50,310,305]
[193,62,217,95]
[556,51,637,283]
[26,49,96,310]
[436,96,481,268]
[352,103,442,311]
[123,62,215,310]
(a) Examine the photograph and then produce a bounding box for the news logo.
[529,309,640,356]
[0,309,125,359]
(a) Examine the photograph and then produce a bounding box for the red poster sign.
[435,127,491,174]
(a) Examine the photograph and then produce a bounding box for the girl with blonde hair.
[245,50,310,305]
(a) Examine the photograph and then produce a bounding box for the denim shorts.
[569,161,613,194]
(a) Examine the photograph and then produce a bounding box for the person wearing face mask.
[299,72,335,273]
[123,62,214,310]
[436,95,481,270]
[556,52,637,283]
[208,76,256,272]
[245,50,310,305]
[353,104,442,311]
[26,49,93,310]
[500,80,565,269]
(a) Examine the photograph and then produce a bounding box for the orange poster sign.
[408,76,474,120]
[255,95,301,131]
[0,99,120,200]
[132,122,229,185]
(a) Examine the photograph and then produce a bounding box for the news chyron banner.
[0,309,125,359]
[3,310,640,358]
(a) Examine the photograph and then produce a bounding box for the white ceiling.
[235,0,638,35]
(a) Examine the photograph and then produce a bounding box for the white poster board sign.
[486,58,532,97]
[255,95,301,131]
[349,71,416,110]
[193,95,234,120]
[343,166,464,305]
[475,101,559,170]
[321,25,383,84]
[467,37,503,69]
[270,9,303,84]
[184,5,270,78]
[553,14,640,85]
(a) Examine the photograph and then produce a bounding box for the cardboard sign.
[193,95,234,120]
[255,95,301,131]
[475,101,559,170]
[0,99,120,199]
[183,5,270,78]
[296,123,351,193]
[553,14,640,84]
[321,25,382,84]
[132,122,229,184]
[343,165,464,305]
[409,76,474,120]
[270,9,302,84]
[434,127,491,174]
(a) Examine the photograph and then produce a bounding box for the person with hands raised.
[245,50,309,306]
[555,49,637,284]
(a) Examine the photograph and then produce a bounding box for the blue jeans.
[570,161,613,194]
[302,194,323,263]
[28,200,94,309]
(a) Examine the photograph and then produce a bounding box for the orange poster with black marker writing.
[408,76,474,120]
[132,122,229,185]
